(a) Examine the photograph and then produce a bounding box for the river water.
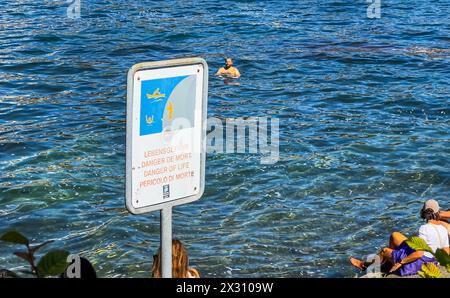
[0,1,449,277]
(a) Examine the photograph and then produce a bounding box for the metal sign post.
[125,58,208,278]
[160,206,172,278]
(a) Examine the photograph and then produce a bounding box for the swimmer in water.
[215,57,241,78]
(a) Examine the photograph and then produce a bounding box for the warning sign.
[126,58,208,214]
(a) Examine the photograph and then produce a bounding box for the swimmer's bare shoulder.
[216,67,241,79]
[216,67,240,78]
[215,58,241,78]
[230,66,240,78]
[215,67,226,76]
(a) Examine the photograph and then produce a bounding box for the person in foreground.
[349,199,450,276]
[152,239,200,278]
[215,57,241,78]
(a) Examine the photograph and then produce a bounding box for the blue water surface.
[0,0,449,277]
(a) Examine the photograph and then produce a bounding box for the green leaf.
[36,250,70,277]
[405,237,433,253]
[0,231,29,246]
[418,271,426,278]
[418,262,442,278]
[434,249,450,267]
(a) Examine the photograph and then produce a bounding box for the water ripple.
[0,0,449,277]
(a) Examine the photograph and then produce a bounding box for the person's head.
[152,239,193,278]
[420,199,440,222]
[225,58,233,68]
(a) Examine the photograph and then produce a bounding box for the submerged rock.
[0,269,19,278]
[360,265,450,278]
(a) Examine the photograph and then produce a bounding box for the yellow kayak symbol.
[146,88,165,100]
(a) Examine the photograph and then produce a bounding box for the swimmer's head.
[225,58,233,68]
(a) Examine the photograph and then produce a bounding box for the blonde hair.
[152,239,200,278]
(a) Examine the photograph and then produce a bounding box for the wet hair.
[152,239,198,278]
[420,208,440,222]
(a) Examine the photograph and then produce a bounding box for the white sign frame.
[125,58,208,215]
